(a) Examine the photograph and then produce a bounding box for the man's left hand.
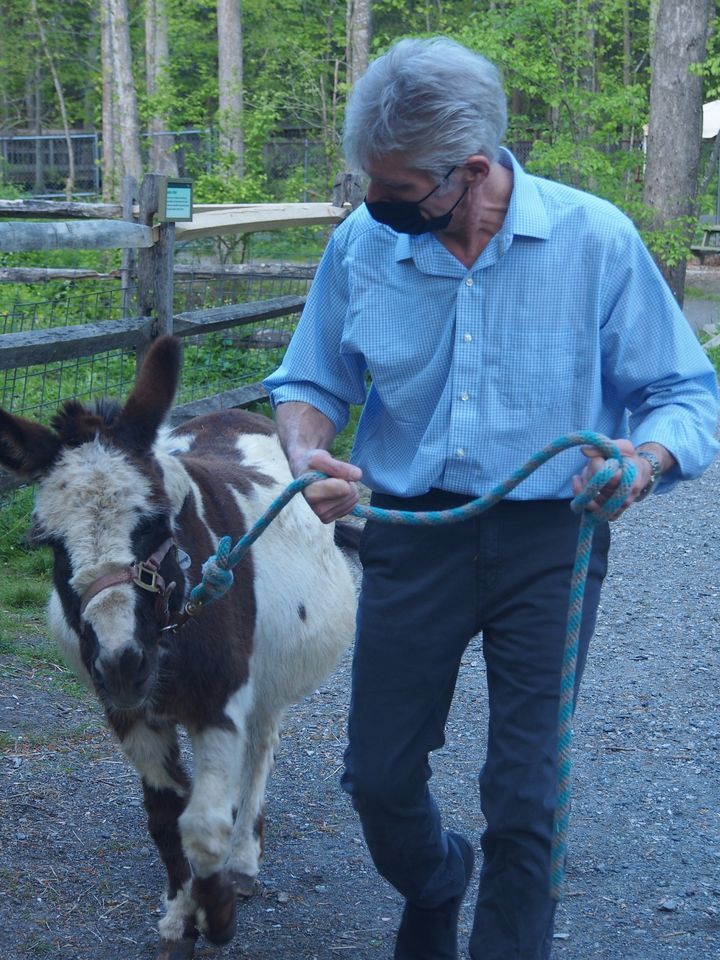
[571,439,657,521]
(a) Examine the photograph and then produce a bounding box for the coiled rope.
[173,430,637,900]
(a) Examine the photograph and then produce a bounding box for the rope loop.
[196,536,234,602]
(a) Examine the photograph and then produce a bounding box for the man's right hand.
[296,448,363,523]
[273,401,363,523]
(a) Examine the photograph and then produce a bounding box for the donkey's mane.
[50,398,123,447]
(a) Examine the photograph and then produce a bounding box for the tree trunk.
[643,0,712,306]
[100,0,118,201]
[346,0,371,88]
[107,0,143,185]
[216,0,244,177]
[145,0,178,175]
[31,0,75,200]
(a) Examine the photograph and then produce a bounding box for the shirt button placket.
[451,274,477,478]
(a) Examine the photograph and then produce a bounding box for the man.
[263,37,719,960]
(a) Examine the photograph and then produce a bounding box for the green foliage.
[0,1,716,280]
[331,402,363,463]
[704,343,720,376]
[0,487,52,575]
[623,205,697,269]
[0,487,54,667]
[0,172,22,200]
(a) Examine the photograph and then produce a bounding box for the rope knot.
[191,536,234,605]
[570,452,637,523]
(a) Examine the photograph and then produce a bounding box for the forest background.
[2,0,720,304]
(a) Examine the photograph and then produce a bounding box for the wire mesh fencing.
[0,265,315,423]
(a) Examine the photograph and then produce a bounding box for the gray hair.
[343,37,508,181]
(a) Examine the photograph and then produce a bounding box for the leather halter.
[79,537,177,626]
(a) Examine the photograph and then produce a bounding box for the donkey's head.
[0,337,187,712]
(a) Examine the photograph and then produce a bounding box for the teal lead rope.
[177,430,637,900]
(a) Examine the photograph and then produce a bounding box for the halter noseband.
[79,537,177,627]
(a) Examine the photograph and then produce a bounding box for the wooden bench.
[691,224,720,264]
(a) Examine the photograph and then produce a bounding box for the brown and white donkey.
[0,336,357,960]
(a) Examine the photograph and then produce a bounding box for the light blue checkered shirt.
[264,150,719,499]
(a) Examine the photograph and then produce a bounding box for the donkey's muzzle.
[93,645,154,710]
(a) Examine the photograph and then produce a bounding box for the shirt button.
[465,277,474,286]
[459,392,469,401]
[456,448,465,458]
[463,333,472,343]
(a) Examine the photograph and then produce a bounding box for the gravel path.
[1,460,719,960]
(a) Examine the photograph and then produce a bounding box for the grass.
[686,283,720,303]
[0,485,85,697]
[0,577,49,609]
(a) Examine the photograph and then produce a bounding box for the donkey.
[0,336,357,960]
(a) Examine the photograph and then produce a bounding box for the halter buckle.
[133,561,162,593]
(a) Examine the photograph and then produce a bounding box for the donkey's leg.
[227,706,284,896]
[180,719,249,945]
[118,721,198,955]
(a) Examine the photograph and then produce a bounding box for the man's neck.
[437,163,513,269]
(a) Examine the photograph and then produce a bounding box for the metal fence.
[0,133,101,196]
[0,129,214,198]
[0,129,327,200]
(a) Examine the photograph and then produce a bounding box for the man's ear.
[462,154,492,182]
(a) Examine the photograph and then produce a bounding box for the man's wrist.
[635,449,662,501]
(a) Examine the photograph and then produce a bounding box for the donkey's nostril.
[135,649,151,682]
[117,646,149,683]
[93,646,153,707]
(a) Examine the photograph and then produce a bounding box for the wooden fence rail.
[0,293,306,372]
[0,219,155,252]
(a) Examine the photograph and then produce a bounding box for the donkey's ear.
[0,408,61,478]
[114,336,182,452]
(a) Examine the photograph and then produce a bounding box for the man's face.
[364,157,469,235]
[365,157,455,219]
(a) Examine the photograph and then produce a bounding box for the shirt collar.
[499,147,551,241]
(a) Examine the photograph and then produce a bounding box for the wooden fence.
[0,173,360,492]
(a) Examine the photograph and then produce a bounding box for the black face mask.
[365,167,467,235]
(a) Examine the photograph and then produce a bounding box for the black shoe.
[394,832,475,960]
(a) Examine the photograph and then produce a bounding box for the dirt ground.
[685,264,720,332]
[2,276,720,959]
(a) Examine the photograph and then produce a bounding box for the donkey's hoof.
[157,936,197,960]
[193,871,238,945]
[230,870,258,898]
[203,904,237,946]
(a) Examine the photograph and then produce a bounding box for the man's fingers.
[304,476,356,504]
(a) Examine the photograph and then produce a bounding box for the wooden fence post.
[136,173,175,373]
[120,174,138,322]
[332,171,365,209]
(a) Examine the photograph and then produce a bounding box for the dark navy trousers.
[340,491,610,960]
